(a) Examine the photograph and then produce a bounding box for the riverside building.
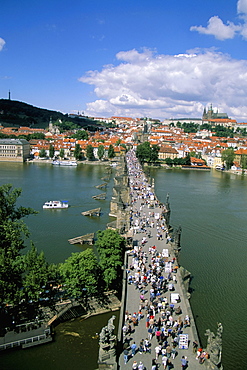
[0,138,30,162]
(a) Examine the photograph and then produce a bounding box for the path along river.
[0,162,246,370]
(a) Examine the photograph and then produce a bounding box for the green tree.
[72,130,88,140]
[74,143,82,160]
[39,148,47,158]
[240,154,247,173]
[0,184,37,305]
[108,144,115,159]
[59,249,100,298]
[21,244,49,303]
[59,148,65,159]
[182,154,191,165]
[165,157,174,166]
[221,148,235,170]
[86,144,95,160]
[29,133,45,140]
[136,142,160,164]
[98,144,105,160]
[49,144,55,159]
[115,139,121,146]
[136,142,152,163]
[96,229,125,289]
[150,144,160,163]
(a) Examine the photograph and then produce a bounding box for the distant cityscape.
[1,103,247,172]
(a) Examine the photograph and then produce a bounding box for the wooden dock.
[81,208,101,216]
[92,193,106,200]
[95,182,107,189]
[68,233,94,245]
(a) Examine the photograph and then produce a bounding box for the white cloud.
[190,16,239,40]
[0,37,6,51]
[191,1,247,41]
[237,0,247,15]
[79,49,247,121]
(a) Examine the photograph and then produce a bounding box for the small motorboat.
[43,200,69,209]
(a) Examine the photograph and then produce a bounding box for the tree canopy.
[59,249,100,298]
[0,184,37,305]
[108,144,115,159]
[221,148,235,170]
[136,142,160,164]
[86,144,95,160]
[96,229,125,289]
[74,143,82,160]
[98,144,105,160]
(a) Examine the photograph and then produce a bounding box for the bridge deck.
[118,152,203,369]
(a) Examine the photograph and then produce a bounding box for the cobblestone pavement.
[118,151,204,370]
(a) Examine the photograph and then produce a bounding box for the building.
[202,104,229,121]
[158,145,178,160]
[0,138,30,162]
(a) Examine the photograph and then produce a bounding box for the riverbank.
[27,158,119,165]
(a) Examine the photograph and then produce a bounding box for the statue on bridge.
[98,315,116,364]
[205,322,223,369]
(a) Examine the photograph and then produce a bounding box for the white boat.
[43,200,69,209]
[52,160,77,166]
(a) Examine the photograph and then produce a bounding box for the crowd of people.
[120,150,195,369]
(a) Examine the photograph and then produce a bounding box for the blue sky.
[1,0,247,121]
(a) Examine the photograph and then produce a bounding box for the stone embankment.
[99,151,223,370]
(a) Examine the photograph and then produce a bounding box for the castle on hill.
[202,104,229,121]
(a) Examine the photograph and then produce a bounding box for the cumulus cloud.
[190,16,240,40]
[0,37,6,51]
[191,0,247,40]
[79,48,247,121]
[238,0,247,15]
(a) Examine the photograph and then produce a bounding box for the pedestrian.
[193,340,198,353]
[151,358,157,370]
[155,329,161,342]
[166,359,173,370]
[181,356,188,369]
[122,324,127,337]
[132,360,138,369]
[148,326,153,340]
[144,338,150,353]
[162,355,168,369]
[138,361,144,370]
[166,345,171,358]
[196,347,203,360]
[155,344,161,360]
[171,345,177,359]
[123,348,129,364]
[131,341,137,357]
[139,339,144,354]
[128,323,133,335]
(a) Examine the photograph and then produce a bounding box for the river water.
[0,162,246,369]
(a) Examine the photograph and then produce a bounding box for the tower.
[8,90,11,100]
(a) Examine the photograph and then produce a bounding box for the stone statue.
[107,315,116,336]
[98,315,116,363]
[174,225,182,248]
[166,193,169,203]
[205,323,223,369]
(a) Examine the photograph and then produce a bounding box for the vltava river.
[0,162,246,370]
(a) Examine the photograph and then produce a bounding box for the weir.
[98,151,223,370]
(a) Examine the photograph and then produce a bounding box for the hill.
[0,99,99,131]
